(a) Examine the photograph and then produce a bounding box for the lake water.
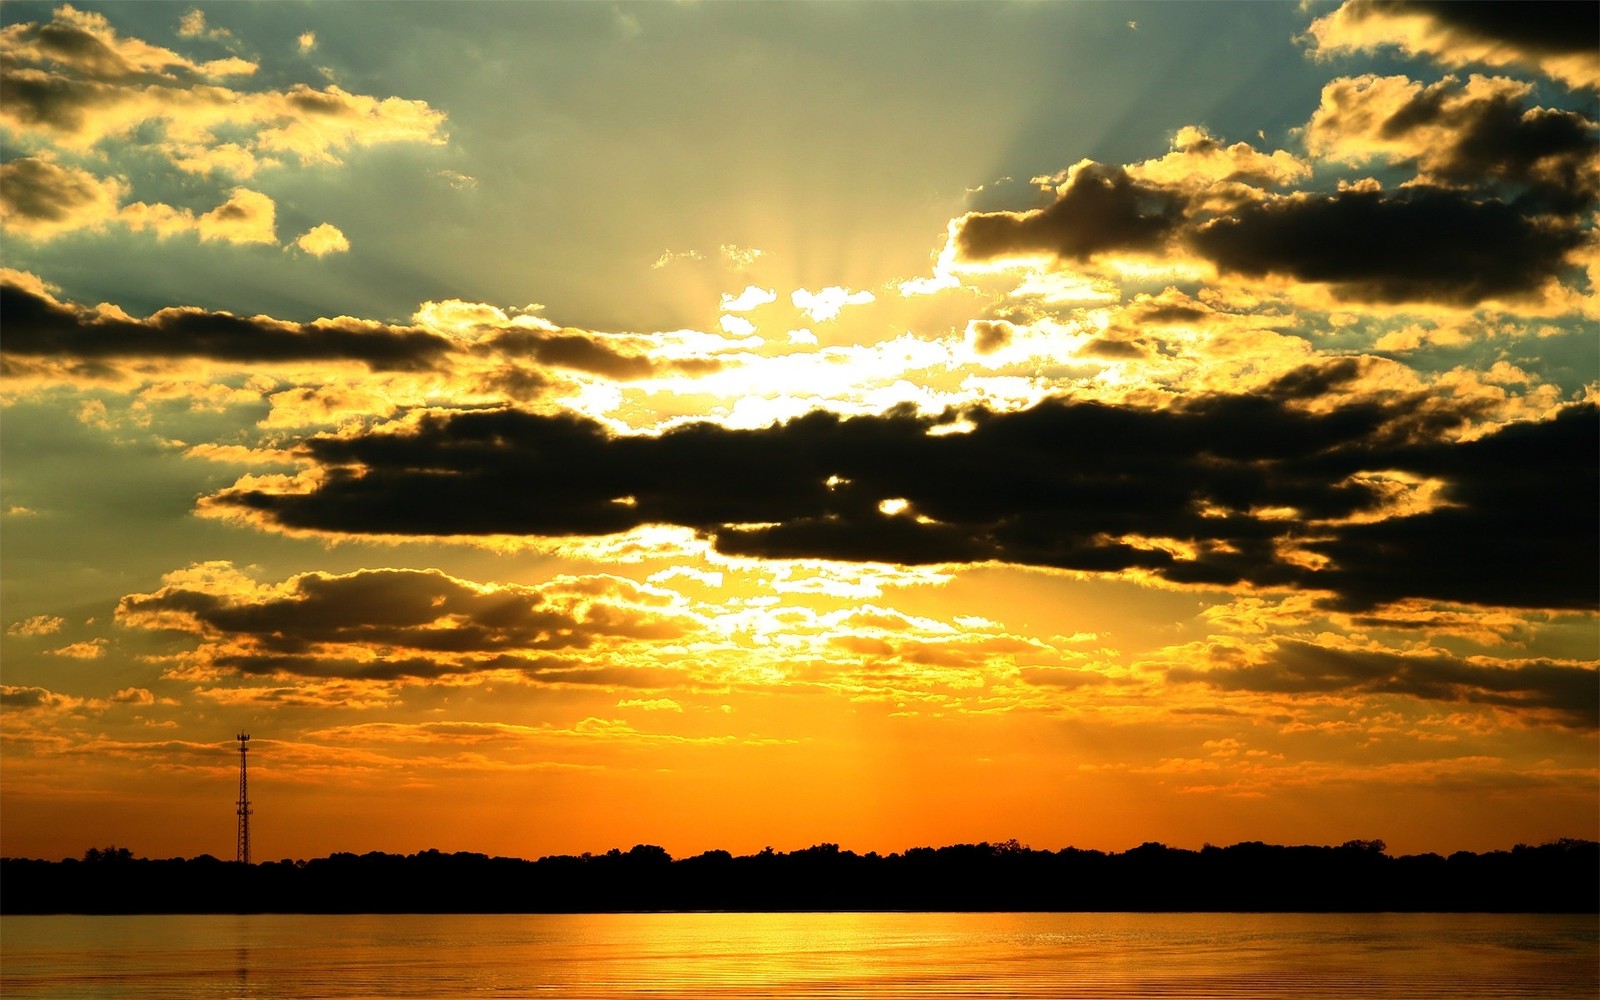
[2,912,1595,999]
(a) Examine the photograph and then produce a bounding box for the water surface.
[3,911,1595,998]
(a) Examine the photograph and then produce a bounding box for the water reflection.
[2,912,1595,999]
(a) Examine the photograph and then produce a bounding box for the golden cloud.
[1305,0,1600,91]
[7,614,65,637]
[293,222,350,257]
[0,157,125,238]
[0,4,446,244]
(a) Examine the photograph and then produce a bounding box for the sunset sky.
[2,0,1596,864]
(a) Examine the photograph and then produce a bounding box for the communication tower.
[235,733,252,864]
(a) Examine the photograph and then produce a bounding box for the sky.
[1,0,1596,864]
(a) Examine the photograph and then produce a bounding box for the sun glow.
[3,1,1595,867]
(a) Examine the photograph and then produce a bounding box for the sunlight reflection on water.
[2,911,1595,999]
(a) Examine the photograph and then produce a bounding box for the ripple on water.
[1,912,1595,999]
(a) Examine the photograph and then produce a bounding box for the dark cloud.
[955,118,1588,305]
[1365,0,1600,59]
[1263,356,1367,401]
[1129,301,1209,325]
[203,650,681,684]
[285,85,358,117]
[0,157,111,226]
[1304,403,1599,611]
[1371,80,1598,212]
[215,652,476,681]
[1454,104,1597,212]
[15,16,160,81]
[0,686,53,709]
[955,162,1187,261]
[481,328,719,380]
[1,7,246,87]
[0,70,101,133]
[1076,337,1147,360]
[1311,0,1599,92]
[206,379,1599,611]
[511,332,655,379]
[967,321,1012,355]
[1169,638,1600,728]
[119,567,684,655]
[1190,187,1584,304]
[0,275,722,382]
[0,279,454,371]
[476,365,555,402]
[117,568,688,682]
[205,652,685,685]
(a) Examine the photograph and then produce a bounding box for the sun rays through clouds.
[1,0,1594,862]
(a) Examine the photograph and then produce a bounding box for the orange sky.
[2,0,1596,863]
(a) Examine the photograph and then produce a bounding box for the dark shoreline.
[4,839,1595,915]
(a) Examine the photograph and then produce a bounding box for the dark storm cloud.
[0,280,454,371]
[1190,187,1584,305]
[1170,638,1600,728]
[1362,0,1600,59]
[955,162,1187,261]
[206,377,1599,611]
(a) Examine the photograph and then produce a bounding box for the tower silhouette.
[235,733,252,864]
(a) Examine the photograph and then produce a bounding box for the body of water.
[2,911,1595,999]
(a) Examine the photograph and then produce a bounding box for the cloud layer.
[118,564,690,683]
[0,3,446,248]
[206,373,1597,611]
[2,0,1595,862]
[0,276,452,371]
[1170,637,1599,729]
[1305,0,1600,90]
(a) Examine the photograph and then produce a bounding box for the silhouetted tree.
[2,838,1594,914]
[82,846,135,863]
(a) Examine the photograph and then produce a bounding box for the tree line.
[3,838,1595,914]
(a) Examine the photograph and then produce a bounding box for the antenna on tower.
[235,733,252,864]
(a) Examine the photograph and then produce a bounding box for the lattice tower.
[235,733,252,864]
